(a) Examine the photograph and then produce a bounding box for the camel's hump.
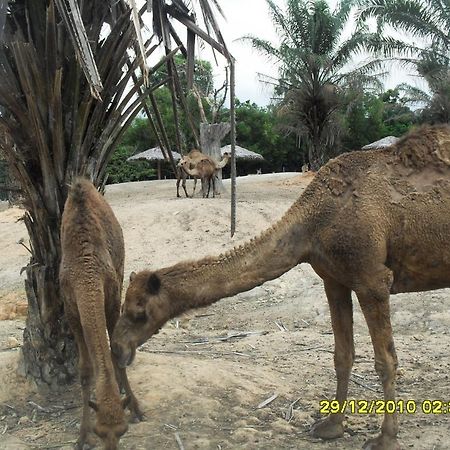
[393,124,450,169]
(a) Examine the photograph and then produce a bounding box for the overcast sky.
[140,1,425,106]
[191,0,424,106]
[202,0,281,106]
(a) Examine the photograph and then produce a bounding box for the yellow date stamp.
[320,399,450,415]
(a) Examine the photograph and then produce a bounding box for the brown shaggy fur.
[60,178,142,450]
[112,125,450,450]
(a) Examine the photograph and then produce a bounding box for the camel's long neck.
[183,165,198,177]
[166,203,309,316]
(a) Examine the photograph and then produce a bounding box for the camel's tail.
[67,177,97,205]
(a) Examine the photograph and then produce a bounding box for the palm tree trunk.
[1,141,78,387]
[21,208,77,387]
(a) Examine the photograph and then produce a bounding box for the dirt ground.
[0,172,449,450]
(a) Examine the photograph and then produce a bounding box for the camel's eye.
[133,310,147,322]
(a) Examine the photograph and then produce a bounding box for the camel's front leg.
[311,278,354,440]
[357,269,400,450]
[106,290,144,424]
[113,359,144,423]
[64,303,95,450]
[191,178,197,197]
[181,175,189,198]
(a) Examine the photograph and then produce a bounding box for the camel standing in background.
[60,178,142,450]
[176,149,230,198]
[176,149,204,198]
[113,125,450,450]
[181,152,229,198]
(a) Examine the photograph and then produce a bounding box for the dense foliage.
[107,90,418,183]
[358,0,450,123]
[343,89,416,150]
[243,0,382,169]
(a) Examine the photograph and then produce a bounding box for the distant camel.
[181,152,230,198]
[176,149,203,198]
[60,178,142,450]
[113,125,450,450]
[176,149,230,198]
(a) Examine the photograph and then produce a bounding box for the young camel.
[112,125,450,450]
[180,152,230,198]
[176,149,229,197]
[176,149,203,198]
[60,178,142,450]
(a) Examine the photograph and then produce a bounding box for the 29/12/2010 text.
[319,399,450,415]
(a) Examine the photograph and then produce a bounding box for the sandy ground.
[0,172,449,450]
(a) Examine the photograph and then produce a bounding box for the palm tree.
[0,0,231,387]
[243,0,382,169]
[358,0,450,123]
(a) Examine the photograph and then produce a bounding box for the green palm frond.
[358,0,450,48]
[396,82,431,103]
[240,35,282,61]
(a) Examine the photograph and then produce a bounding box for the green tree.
[381,89,416,135]
[153,54,214,97]
[231,100,302,172]
[243,0,381,169]
[359,0,450,123]
[343,93,385,150]
[342,89,415,150]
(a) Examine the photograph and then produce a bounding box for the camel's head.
[112,270,168,368]
[180,157,191,169]
[88,398,129,450]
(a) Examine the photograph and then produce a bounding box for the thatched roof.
[127,147,182,162]
[362,136,400,150]
[221,144,264,160]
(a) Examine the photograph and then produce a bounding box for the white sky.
[207,0,281,106]
[195,0,426,106]
[141,0,427,106]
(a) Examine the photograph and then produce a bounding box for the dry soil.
[0,173,449,450]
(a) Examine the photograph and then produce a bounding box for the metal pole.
[229,57,236,237]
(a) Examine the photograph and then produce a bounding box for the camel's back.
[393,124,450,170]
[60,178,124,277]
[301,125,450,209]
[299,125,450,293]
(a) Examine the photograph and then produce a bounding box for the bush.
[106,145,155,184]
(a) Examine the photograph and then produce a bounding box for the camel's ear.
[129,271,137,282]
[147,273,161,295]
[88,400,98,412]
[121,396,131,409]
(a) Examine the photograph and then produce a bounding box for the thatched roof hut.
[127,147,182,179]
[220,144,265,160]
[362,136,400,150]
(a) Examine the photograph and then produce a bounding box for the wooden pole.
[157,160,161,180]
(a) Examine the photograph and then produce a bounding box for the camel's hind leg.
[311,277,353,440]
[356,267,400,450]
[105,281,144,422]
[211,176,216,198]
